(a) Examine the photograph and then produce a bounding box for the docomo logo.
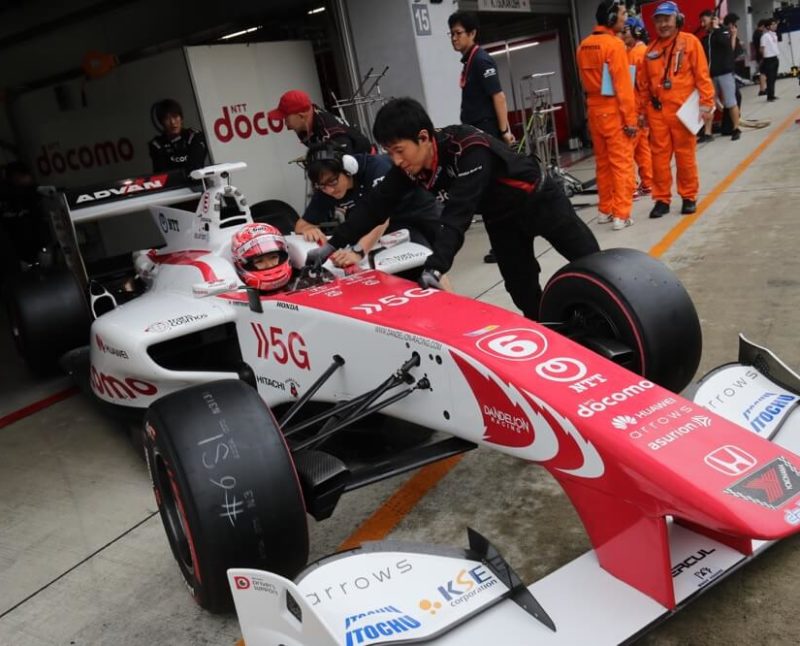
[90,366,158,400]
[213,104,284,143]
[475,328,548,362]
[36,140,134,176]
[535,357,587,382]
[577,379,656,418]
[233,576,251,590]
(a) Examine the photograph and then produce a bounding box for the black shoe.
[731,128,741,141]
[649,201,670,218]
[758,90,767,96]
[681,199,697,215]
[483,249,497,264]
[767,97,778,102]
[697,133,712,143]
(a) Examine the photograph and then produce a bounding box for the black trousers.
[484,178,600,320]
[763,57,779,99]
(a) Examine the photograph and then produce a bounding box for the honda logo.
[705,445,757,477]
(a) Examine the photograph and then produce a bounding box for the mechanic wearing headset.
[268,90,373,154]
[638,1,714,219]
[307,97,600,321]
[231,223,293,293]
[295,144,442,271]
[148,99,208,173]
[577,0,638,231]
[621,16,654,198]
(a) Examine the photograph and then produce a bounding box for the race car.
[51,163,800,640]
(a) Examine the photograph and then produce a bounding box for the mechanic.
[577,1,638,231]
[296,143,442,273]
[698,10,741,141]
[148,99,208,174]
[760,19,780,102]
[637,1,714,219]
[448,10,514,264]
[752,20,767,96]
[306,98,600,321]
[268,90,373,154]
[231,222,292,293]
[621,16,653,199]
[0,161,51,281]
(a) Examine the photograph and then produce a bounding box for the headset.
[306,144,359,176]
[597,0,624,28]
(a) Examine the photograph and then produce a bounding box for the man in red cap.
[268,89,373,154]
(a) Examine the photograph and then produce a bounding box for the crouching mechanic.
[231,223,293,292]
[306,98,600,320]
[296,144,443,273]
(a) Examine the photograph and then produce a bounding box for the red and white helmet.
[231,223,291,292]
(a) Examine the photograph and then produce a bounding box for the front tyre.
[144,380,308,613]
[540,248,702,393]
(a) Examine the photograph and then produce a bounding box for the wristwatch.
[350,244,365,258]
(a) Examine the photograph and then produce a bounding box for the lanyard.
[459,46,479,89]
[661,36,680,89]
[421,138,440,190]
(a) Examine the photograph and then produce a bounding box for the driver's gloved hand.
[418,268,443,290]
[305,242,335,268]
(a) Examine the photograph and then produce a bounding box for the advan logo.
[75,174,168,204]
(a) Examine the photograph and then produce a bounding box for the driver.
[231,223,292,292]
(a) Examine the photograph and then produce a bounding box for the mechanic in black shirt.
[307,98,600,320]
[148,99,208,173]
[698,11,741,141]
[297,144,441,271]
[268,90,373,154]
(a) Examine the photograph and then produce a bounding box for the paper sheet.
[676,89,703,134]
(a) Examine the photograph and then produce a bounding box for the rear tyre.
[250,199,299,234]
[540,248,702,393]
[5,269,91,374]
[144,380,308,613]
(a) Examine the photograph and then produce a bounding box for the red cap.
[268,90,312,121]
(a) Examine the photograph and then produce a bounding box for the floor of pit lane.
[2,82,800,646]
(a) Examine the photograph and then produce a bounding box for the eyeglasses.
[314,174,342,191]
[447,29,467,38]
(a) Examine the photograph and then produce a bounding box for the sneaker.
[758,90,767,96]
[483,249,497,264]
[697,133,713,143]
[638,185,652,195]
[681,199,697,214]
[767,97,778,102]
[649,201,670,218]
[632,188,644,201]
[731,128,741,141]
[612,217,633,230]
[597,213,613,224]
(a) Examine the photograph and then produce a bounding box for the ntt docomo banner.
[12,50,202,187]
[186,41,322,213]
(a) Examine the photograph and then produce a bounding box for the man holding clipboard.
[577,0,638,231]
[637,1,715,218]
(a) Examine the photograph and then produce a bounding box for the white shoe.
[612,217,633,230]
[597,213,613,224]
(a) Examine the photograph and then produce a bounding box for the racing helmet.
[231,223,292,292]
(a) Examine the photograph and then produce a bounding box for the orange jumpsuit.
[577,26,637,220]
[637,31,714,203]
[627,41,653,191]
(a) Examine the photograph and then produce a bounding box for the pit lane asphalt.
[1,81,798,645]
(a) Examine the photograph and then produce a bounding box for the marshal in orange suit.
[577,0,638,231]
[622,17,653,196]
[637,1,714,218]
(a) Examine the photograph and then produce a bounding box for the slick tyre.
[5,269,91,374]
[250,199,299,235]
[144,380,308,613]
[540,248,701,393]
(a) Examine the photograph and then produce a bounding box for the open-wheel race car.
[50,163,800,644]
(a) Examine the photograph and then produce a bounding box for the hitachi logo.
[76,175,167,203]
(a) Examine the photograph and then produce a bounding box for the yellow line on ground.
[650,108,800,259]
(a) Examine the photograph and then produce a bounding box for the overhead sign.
[478,0,531,12]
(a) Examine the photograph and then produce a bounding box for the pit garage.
[1,1,800,645]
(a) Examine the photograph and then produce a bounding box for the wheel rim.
[554,302,639,373]
[154,453,196,577]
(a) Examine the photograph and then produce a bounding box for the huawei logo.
[612,415,637,430]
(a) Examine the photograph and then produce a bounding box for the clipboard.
[601,63,638,96]
[676,89,703,134]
